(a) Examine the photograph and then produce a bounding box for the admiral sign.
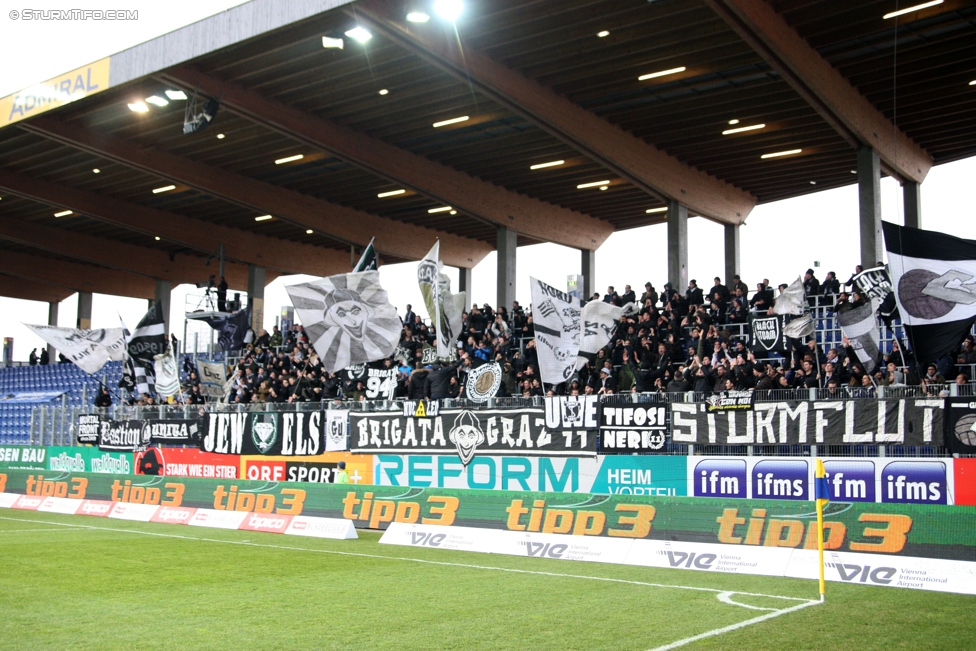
[351,407,597,463]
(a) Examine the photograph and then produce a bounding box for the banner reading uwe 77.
[350,408,597,465]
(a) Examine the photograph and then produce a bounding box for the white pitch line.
[0,528,88,533]
[0,515,815,611]
[647,599,820,651]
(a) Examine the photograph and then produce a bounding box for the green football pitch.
[0,512,972,651]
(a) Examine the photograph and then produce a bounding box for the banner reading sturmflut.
[672,398,944,446]
[530,277,581,386]
[350,408,597,464]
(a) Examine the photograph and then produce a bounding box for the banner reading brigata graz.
[2,469,973,562]
[671,397,944,446]
[350,407,597,465]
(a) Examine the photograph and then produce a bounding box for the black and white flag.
[23,325,126,374]
[286,271,401,373]
[127,302,167,365]
[120,319,155,397]
[202,306,251,352]
[773,277,805,315]
[575,301,637,370]
[836,301,880,374]
[530,277,581,385]
[748,314,789,354]
[417,241,465,359]
[883,222,976,362]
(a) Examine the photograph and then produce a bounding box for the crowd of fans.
[113,264,974,407]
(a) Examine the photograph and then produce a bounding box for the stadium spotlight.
[407,11,430,23]
[165,90,188,101]
[182,91,220,135]
[345,26,372,43]
[434,0,463,22]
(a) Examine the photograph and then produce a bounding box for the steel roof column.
[497,226,517,312]
[77,292,92,330]
[458,266,472,312]
[247,265,265,337]
[858,148,883,267]
[581,249,596,301]
[47,301,59,361]
[903,182,922,230]
[667,201,689,292]
[724,224,741,286]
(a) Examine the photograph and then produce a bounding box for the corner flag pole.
[814,457,830,602]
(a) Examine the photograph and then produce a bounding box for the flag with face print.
[286,271,401,373]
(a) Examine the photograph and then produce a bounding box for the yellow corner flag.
[814,458,831,602]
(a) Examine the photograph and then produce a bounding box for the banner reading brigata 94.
[286,271,401,373]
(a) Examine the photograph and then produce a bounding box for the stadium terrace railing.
[27,385,976,459]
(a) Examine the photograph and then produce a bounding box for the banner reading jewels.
[671,398,944,446]
[200,411,324,456]
[350,407,597,464]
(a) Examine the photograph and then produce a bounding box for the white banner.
[493,530,634,564]
[417,241,465,359]
[196,360,226,398]
[325,409,349,452]
[530,277,581,386]
[153,350,181,397]
[285,516,358,539]
[624,539,795,576]
[576,301,635,370]
[380,522,500,553]
[23,325,126,374]
[109,502,159,522]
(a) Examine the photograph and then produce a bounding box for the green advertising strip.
[46,447,133,475]
[2,469,974,562]
[0,446,47,469]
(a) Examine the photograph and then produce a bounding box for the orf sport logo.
[250,413,278,454]
[752,460,807,499]
[693,459,746,497]
[823,461,875,502]
[881,461,947,504]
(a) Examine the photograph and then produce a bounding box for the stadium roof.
[0,0,973,302]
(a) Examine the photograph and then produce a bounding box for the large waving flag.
[773,277,805,315]
[353,238,378,272]
[530,276,581,385]
[417,241,465,359]
[576,301,636,370]
[286,271,401,373]
[883,222,976,362]
[23,325,126,374]
[127,302,167,366]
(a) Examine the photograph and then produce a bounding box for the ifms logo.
[881,461,947,504]
[823,461,875,502]
[752,460,808,500]
[693,459,746,498]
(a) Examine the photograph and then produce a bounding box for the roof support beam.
[160,66,615,251]
[703,0,932,183]
[0,167,348,277]
[347,0,755,225]
[0,274,72,304]
[20,117,490,269]
[0,251,157,300]
[0,216,264,290]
